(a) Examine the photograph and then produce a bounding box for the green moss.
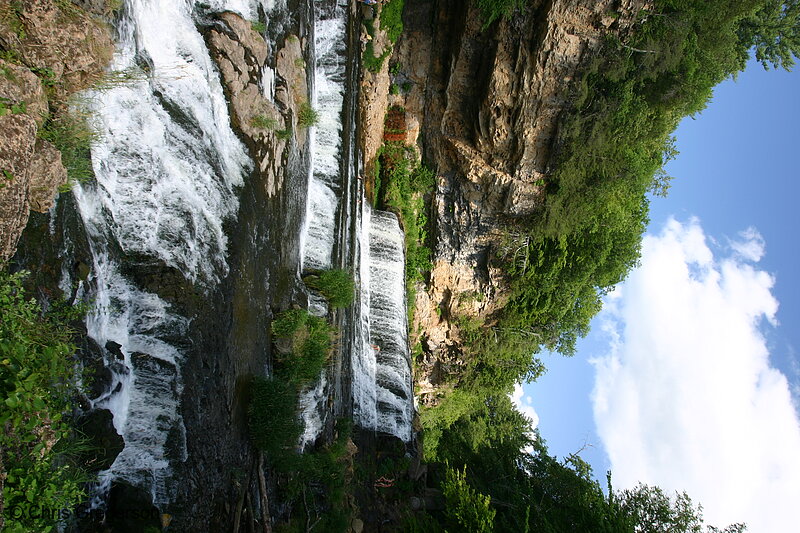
[298,101,319,128]
[250,114,278,130]
[379,0,405,43]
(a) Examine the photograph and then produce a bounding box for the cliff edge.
[372,0,648,403]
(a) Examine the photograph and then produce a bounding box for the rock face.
[205,11,309,197]
[379,0,647,400]
[0,0,113,263]
[0,0,113,96]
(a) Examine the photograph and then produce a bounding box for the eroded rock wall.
[384,0,647,401]
[0,0,113,263]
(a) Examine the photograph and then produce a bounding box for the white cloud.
[511,383,540,430]
[591,218,800,532]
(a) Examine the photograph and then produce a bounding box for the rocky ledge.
[0,0,113,263]
[370,0,648,402]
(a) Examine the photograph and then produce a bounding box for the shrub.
[271,308,309,337]
[304,269,355,309]
[248,376,301,465]
[291,315,333,385]
[0,270,89,531]
[298,101,319,128]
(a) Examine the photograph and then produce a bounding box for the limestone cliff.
[364,0,648,403]
[0,0,113,263]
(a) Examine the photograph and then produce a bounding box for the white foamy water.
[73,0,281,506]
[353,206,413,441]
[299,0,347,271]
[88,0,252,285]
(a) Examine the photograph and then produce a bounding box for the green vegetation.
[362,19,392,73]
[38,107,98,190]
[415,394,745,532]
[248,371,353,531]
[380,0,405,43]
[250,114,278,130]
[303,269,355,309]
[374,137,434,322]
[375,108,434,289]
[276,127,292,140]
[271,308,335,387]
[250,20,266,34]
[441,465,495,533]
[416,3,798,530]
[474,0,527,27]
[0,271,89,532]
[0,96,26,116]
[297,101,319,128]
[248,376,301,466]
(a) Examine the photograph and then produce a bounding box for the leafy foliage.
[380,0,405,43]
[0,271,88,532]
[421,395,746,532]
[303,269,355,309]
[441,465,495,533]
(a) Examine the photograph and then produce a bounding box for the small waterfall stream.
[298,0,414,445]
[354,207,413,441]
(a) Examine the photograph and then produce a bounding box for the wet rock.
[104,481,162,533]
[105,340,125,360]
[0,59,49,126]
[204,11,294,197]
[27,138,67,212]
[76,408,123,471]
[0,113,37,263]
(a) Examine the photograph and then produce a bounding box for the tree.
[737,0,800,70]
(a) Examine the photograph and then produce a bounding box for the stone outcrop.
[372,0,647,400]
[0,0,113,97]
[204,11,308,197]
[0,0,113,263]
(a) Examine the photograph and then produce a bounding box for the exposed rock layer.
[374,0,647,400]
[0,0,113,262]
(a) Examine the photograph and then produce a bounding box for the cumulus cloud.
[591,217,800,532]
[511,383,540,430]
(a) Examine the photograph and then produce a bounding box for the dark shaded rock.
[75,408,123,471]
[104,341,124,361]
[104,481,162,533]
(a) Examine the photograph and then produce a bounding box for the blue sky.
[518,59,800,531]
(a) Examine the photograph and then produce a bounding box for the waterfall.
[353,206,413,442]
[299,0,347,272]
[74,0,275,506]
[297,0,414,443]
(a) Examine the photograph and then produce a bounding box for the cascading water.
[297,0,414,444]
[297,0,349,447]
[73,0,277,506]
[299,0,347,272]
[353,206,413,442]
